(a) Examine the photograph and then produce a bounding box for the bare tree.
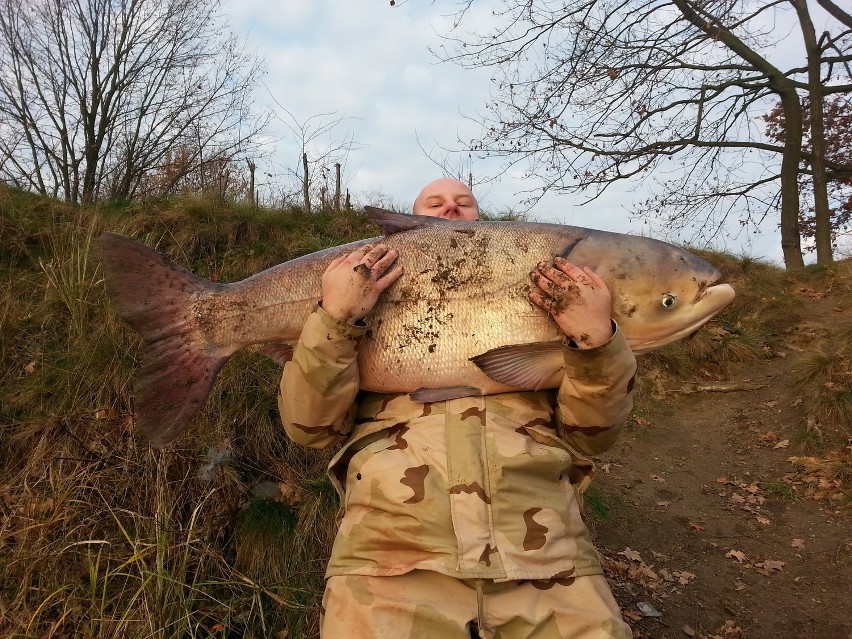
[428,0,852,268]
[267,102,361,214]
[0,0,266,204]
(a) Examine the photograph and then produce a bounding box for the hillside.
[1,185,849,638]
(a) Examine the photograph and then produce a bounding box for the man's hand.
[321,244,404,324]
[529,257,613,349]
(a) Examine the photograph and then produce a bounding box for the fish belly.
[356,224,567,392]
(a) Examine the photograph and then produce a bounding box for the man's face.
[412,178,479,220]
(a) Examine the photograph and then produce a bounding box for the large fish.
[99,207,735,446]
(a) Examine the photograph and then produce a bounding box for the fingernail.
[554,256,565,263]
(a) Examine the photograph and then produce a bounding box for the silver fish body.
[100,207,734,446]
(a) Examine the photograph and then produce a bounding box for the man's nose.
[441,202,459,218]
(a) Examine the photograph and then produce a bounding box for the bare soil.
[594,291,851,639]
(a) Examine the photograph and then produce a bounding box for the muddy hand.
[321,244,404,324]
[529,256,613,348]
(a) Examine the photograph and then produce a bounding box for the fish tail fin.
[99,232,231,447]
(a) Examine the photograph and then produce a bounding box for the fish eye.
[661,293,677,308]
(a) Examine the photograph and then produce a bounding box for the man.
[278,178,636,638]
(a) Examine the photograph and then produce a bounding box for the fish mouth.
[629,283,736,354]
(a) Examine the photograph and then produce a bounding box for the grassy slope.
[1,185,848,638]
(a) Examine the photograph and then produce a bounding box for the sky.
[221,0,845,265]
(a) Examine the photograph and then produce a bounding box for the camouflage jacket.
[278,306,637,582]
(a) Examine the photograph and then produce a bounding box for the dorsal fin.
[363,206,451,235]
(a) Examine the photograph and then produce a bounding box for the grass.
[1,182,850,637]
[793,321,852,435]
[762,481,799,504]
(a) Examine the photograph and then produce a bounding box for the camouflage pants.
[321,570,632,639]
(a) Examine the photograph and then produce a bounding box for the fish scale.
[99,207,734,446]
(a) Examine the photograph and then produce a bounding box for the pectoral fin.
[471,341,565,390]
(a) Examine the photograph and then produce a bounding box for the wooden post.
[247,159,256,207]
[302,152,311,214]
[334,162,342,212]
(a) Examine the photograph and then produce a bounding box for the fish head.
[564,234,735,354]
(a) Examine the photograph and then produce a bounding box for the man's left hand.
[528,257,613,349]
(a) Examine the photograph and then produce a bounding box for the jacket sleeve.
[555,322,637,456]
[278,305,366,449]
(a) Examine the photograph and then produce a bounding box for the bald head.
[413,178,479,220]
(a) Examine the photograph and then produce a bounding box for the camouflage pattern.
[279,306,637,583]
[321,571,632,638]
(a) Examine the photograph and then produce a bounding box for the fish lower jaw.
[628,317,720,354]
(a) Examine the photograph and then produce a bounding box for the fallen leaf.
[687,522,705,532]
[773,439,790,449]
[726,549,747,563]
[756,516,771,525]
[94,407,118,420]
[24,361,37,375]
[619,547,642,562]
[715,619,744,637]
[683,624,696,637]
[673,570,696,585]
[755,559,785,574]
[622,609,643,622]
[758,432,778,441]
[734,579,747,591]
[791,538,805,549]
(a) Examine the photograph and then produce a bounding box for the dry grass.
[793,320,852,435]
[2,182,849,637]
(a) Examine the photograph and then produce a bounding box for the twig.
[670,383,766,395]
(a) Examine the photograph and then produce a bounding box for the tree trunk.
[793,0,833,264]
[778,88,806,269]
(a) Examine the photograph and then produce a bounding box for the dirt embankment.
[594,289,851,639]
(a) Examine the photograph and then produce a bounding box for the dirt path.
[594,293,851,639]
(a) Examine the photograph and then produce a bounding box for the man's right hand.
[320,244,404,324]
